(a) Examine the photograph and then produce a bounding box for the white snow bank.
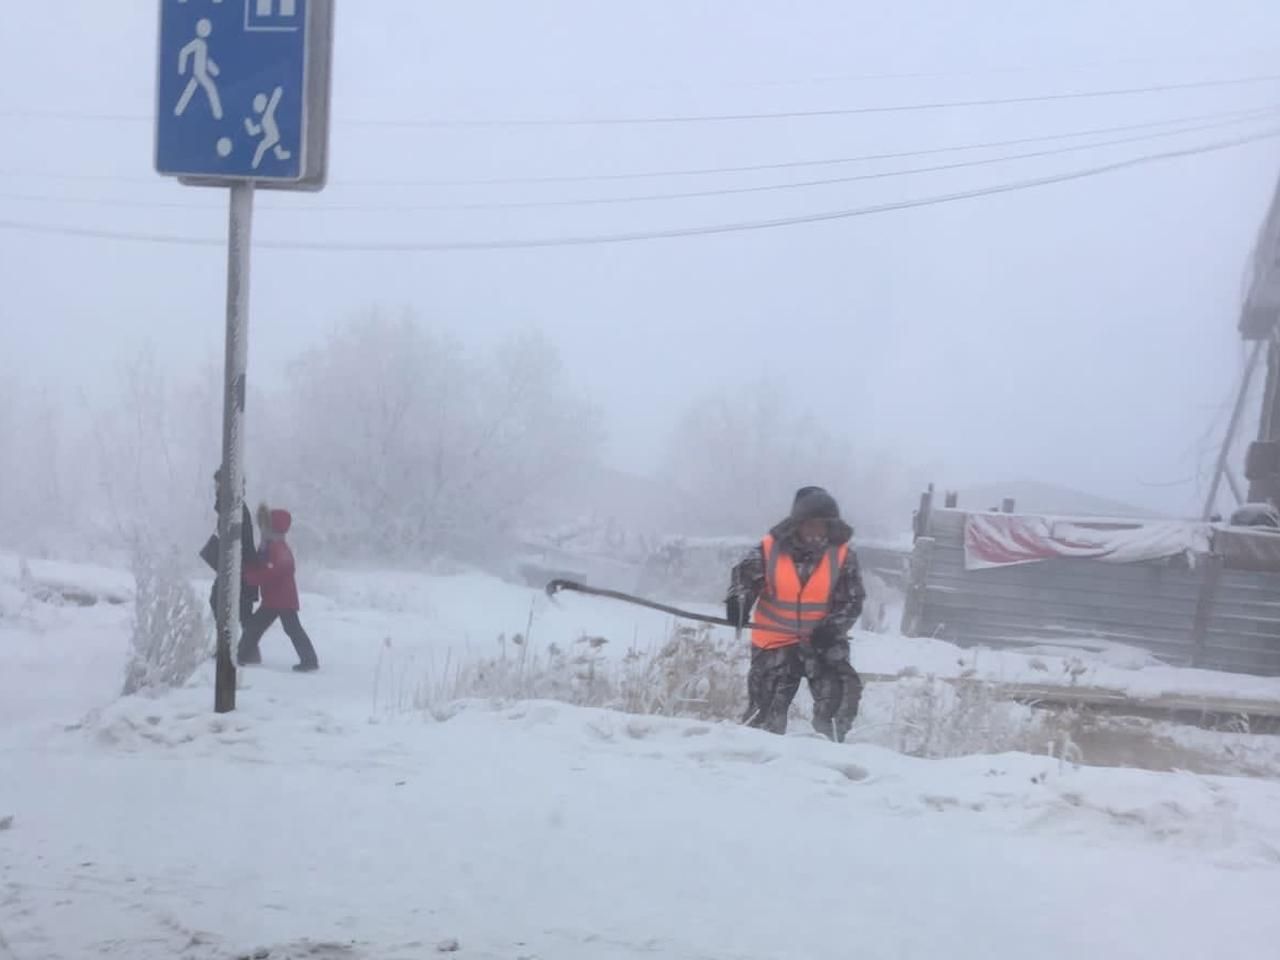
[309,565,1280,707]
[4,555,1280,958]
[5,678,1280,960]
[0,551,133,604]
[0,553,133,730]
[854,631,1280,704]
[308,566,680,648]
[8,553,1280,737]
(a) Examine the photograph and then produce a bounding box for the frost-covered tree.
[459,329,604,538]
[88,350,221,554]
[0,376,81,554]
[662,378,924,537]
[271,311,601,563]
[0,314,602,567]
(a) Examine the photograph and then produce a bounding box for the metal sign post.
[155,0,333,712]
[213,180,254,713]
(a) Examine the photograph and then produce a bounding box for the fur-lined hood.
[257,503,292,539]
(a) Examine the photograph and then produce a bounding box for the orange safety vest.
[751,534,848,650]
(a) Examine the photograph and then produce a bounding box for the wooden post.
[914,484,935,540]
[1204,340,1265,519]
[1189,553,1225,668]
[900,536,936,637]
[1225,466,1247,508]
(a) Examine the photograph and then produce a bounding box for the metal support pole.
[1225,466,1246,507]
[214,181,254,714]
[1256,335,1280,444]
[1203,340,1265,520]
[1246,332,1280,504]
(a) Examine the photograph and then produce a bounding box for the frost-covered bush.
[619,623,749,719]
[413,627,1065,762]
[855,674,1054,760]
[414,623,750,722]
[122,547,210,696]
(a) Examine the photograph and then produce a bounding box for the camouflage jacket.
[727,530,865,640]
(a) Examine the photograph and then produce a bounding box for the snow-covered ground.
[4,553,1280,959]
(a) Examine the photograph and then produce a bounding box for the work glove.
[726,595,746,628]
[810,621,842,650]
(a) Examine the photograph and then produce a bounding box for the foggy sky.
[3,0,1280,519]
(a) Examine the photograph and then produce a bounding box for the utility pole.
[1202,171,1280,520]
[1203,341,1265,520]
[1240,174,1280,510]
[1246,331,1280,504]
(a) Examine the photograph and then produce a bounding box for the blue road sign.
[155,0,332,188]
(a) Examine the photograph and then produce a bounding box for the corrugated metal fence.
[902,508,1280,676]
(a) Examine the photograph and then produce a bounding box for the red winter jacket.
[244,510,301,611]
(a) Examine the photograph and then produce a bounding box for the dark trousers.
[808,640,863,743]
[745,641,862,741]
[745,646,803,735]
[209,582,256,626]
[238,608,318,667]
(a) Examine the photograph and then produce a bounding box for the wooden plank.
[922,590,1199,630]
[860,672,1280,722]
[1196,642,1280,674]
[925,573,1203,607]
[916,508,1280,678]
[919,614,1193,657]
[920,624,1192,662]
[1190,553,1225,667]
[928,546,1202,585]
[900,536,935,637]
[922,599,1199,639]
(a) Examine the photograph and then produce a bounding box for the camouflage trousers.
[809,639,863,743]
[744,640,862,742]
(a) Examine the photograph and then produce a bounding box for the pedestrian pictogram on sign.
[174,19,224,120]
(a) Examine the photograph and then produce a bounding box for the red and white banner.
[963,514,1211,570]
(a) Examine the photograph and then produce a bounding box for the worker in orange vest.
[726,487,866,740]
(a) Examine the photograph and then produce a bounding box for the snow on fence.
[902,507,1280,676]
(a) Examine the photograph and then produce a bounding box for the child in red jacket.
[239,504,319,672]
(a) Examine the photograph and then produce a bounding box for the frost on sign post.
[155,0,333,712]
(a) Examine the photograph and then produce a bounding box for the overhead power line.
[352,72,1280,128]
[2,104,1273,190]
[4,109,1274,215]
[343,48,1280,96]
[3,72,1280,129]
[339,105,1280,185]
[1,126,1277,252]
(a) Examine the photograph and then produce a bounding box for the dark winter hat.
[793,486,826,506]
[791,486,841,523]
